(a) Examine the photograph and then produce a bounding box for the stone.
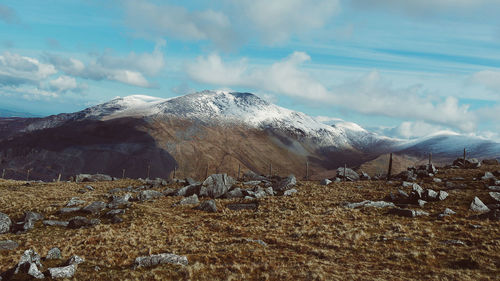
[48,265,76,279]
[133,253,188,268]
[481,172,496,181]
[46,247,62,260]
[200,174,235,198]
[58,207,82,214]
[360,171,371,180]
[320,179,332,185]
[336,167,360,181]
[253,189,267,198]
[276,174,297,191]
[67,216,100,228]
[245,238,267,247]
[0,240,18,251]
[175,184,201,197]
[195,200,217,212]
[14,249,44,278]
[43,220,69,227]
[426,189,438,200]
[283,188,298,196]
[110,215,123,224]
[489,192,500,202]
[345,200,395,209]
[411,184,424,199]
[443,208,456,215]
[226,203,259,211]
[224,188,244,199]
[398,189,409,198]
[12,211,44,233]
[488,186,500,191]
[433,178,442,183]
[106,209,125,216]
[185,177,199,186]
[162,188,177,196]
[243,181,261,186]
[66,197,85,207]
[66,255,84,265]
[137,190,163,201]
[178,194,199,205]
[28,263,44,279]
[417,200,427,207]
[74,173,112,182]
[470,197,490,213]
[82,201,107,214]
[264,186,275,196]
[402,181,414,188]
[388,208,429,218]
[438,191,449,201]
[0,212,11,234]
[83,185,94,191]
[107,193,132,209]
[242,170,267,181]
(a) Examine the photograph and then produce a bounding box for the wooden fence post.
[237,164,241,180]
[1,169,5,179]
[269,163,272,177]
[57,173,62,182]
[387,153,393,180]
[26,169,31,181]
[463,148,466,166]
[122,169,126,179]
[428,152,432,165]
[343,164,347,182]
[306,161,309,181]
[205,164,208,179]
[147,164,151,179]
[173,166,176,179]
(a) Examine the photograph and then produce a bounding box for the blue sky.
[1,0,500,140]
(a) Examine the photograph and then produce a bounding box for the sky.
[1,0,500,141]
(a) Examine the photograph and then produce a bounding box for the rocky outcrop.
[200,174,235,198]
[133,253,188,268]
[0,212,11,234]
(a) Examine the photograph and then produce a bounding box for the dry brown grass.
[0,165,499,280]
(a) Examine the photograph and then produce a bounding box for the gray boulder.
[82,201,107,214]
[48,265,76,279]
[107,193,132,209]
[283,188,298,196]
[137,190,163,201]
[12,212,44,233]
[14,249,44,279]
[46,247,62,260]
[276,174,297,191]
[438,191,449,201]
[43,220,69,227]
[58,207,81,214]
[481,172,496,181]
[226,203,259,211]
[178,194,199,205]
[490,192,500,202]
[243,181,261,186]
[200,174,235,198]
[195,200,217,212]
[0,212,11,234]
[66,197,86,207]
[426,189,438,200]
[0,240,18,251]
[388,208,429,218]
[243,170,267,181]
[175,184,201,197]
[66,255,84,265]
[336,167,360,181]
[470,197,490,213]
[133,253,188,268]
[320,179,332,185]
[224,188,244,199]
[68,216,100,229]
[411,184,424,199]
[345,200,395,209]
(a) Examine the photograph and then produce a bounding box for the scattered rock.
[438,208,456,218]
[264,186,275,196]
[438,191,449,201]
[388,208,429,218]
[360,171,371,180]
[195,200,217,212]
[283,188,297,196]
[58,207,81,214]
[12,211,44,233]
[48,264,76,279]
[243,181,261,186]
[224,188,244,199]
[345,201,395,209]
[470,197,490,213]
[178,194,199,205]
[137,190,163,201]
[83,185,94,191]
[82,201,107,214]
[66,197,85,207]
[43,220,69,227]
[133,253,188,268]
[276,174,297,191]
[200,174,235,198]
[320,178,332,185]
[245,238,267,247]
[489,192,500,202]
[162,188,177,196]
[426,189,438,200]
[411,184,424,199]
[175,184,201,197]
[336,167,360,181]
[242,171,267,181]
[433,178,442,183]
[67,216,100,229]
[46,247,62,260]
[469,223,482,229]
[226,203,259,211]
[106,209,125,216]
[0,212,11,234]
[441,239,466,246]
[14,249,44,279]
[488,186,500,191]
[107,193,132,209]
[0,240,18,251]
[481,172,496,181]
[66,255,84,266]
[417,200,427,207]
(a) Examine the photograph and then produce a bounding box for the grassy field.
[0,164,499,280]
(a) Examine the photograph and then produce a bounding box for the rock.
[426,189,438,200]
[243,181,261,186]
[224,188,244,199]
[360,171,371,180]
[137,190,163,201]
[433,178,442,183]
[402,181,414,188]
[264,186,275,196]
[14,249,44,279]
[417,200,427,207]
[200,174,235,198]
[133,253,188,268]
[443,208,456,215]
[48,264,76,279]
[489,192,500,202]
[58,207,81,214]
[245,238,267,247]
[488,186,500,191]
[336,167,360,181]
[453,158,481,169]
[195,200,217,212]
[481,172,496,181]
[345,200,395,209]
[106,209,125,216]
[110,215,123,224]
[411,184,424,199]
[398,189,409,198]
[175,184,201,197]
[388,208,429,218]
[0,212,12,234]
[46,247,62,260]
[107,193,132,209]
[470,197,490,213]
[320,178,332,185]
[441,239,466,246]
[27,263,44,279]
[283,188,298,196]
[66,197,86,207]
[438,191,449,201]
[276,174,297,191]
[66,255,84,266]
[242,170,267,181]
[12,211,44,233]
[226,203,259,211]
[253,188,267,198]
[82,201,107,214]
[74,174,112,182]
[0,240,18,251]
[43,220,69,227]
[178,194,199,205]
[185,177,199,186]
[162,188,177,196]
[482,159,499,165]
[83,185,94,191]
[67,216,100,228]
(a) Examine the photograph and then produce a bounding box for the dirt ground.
[0,164,499,280]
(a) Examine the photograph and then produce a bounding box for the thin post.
[26,169,31,181]
[147,164,151,179]
[1,169,5,179]
[269,163,272,177]
[173,166,176,179]
[57,173,61,182]
[463,148,466,166]
[237,164,241,180]
[428,153,432,165]
[387,153,393,180]
[205,164,208,179]
[122,169,126,179]
[343,164,347,182]
[306,161,309,181]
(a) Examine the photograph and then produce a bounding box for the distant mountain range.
[0,108,39,118]
[0,90,498,180]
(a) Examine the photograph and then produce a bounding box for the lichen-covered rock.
[0,240,18,251]
[438,191,449,201]
[195,200,217,212]
[134,253,188,268]
[43,220,69,227]
[137,190,163,201]
[200,174,235,198]
[107,193,132,209]
[283,188,298,196]
[67,216,100,229]
[336,167,360,181]
[470,197,490,213]
[276,174,297,191]
[66,255,84,265]
[58,207,82,214]
[490,192,500,202]
[320,179,332,186]
[66,197,85,207]
[0,212,11,234]
[14,249,44,279]
[224,188,244,199]
[82,201,107,214]
[345,201,395,209]
[48,265,76,279]
[178,194,199,205]
[46,247,62,260]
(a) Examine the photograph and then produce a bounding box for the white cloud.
[0,52,56,85]
[471,70,500,91]
[387,121,447,139]
[186,52,479,132]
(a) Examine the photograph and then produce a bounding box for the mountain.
[0,90,498,180]
[0,108,39,118]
